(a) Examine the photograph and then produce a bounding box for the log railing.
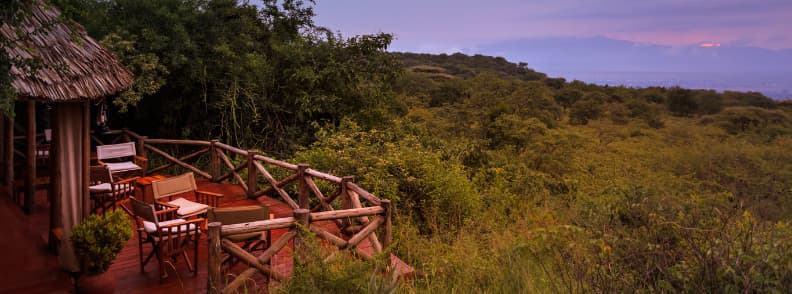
[93,130,393,293]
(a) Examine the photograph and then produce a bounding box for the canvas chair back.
[89,165,113,185]
[152,172,198,201]
[96,142,137,161]
[44,129,51,142]
[208,205,270,225]
[130,197,158,224]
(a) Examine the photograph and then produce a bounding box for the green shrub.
[70,209,133,273]
[569,97,603,125]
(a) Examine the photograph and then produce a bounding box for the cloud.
[272,0,792,50]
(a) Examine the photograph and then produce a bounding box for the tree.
[667,87,697,116]
[695,90,723,115]
[569,97,603,125]
[555,88,583,109]
[52,0,400,154]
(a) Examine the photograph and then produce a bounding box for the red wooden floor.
[0,179,408,293]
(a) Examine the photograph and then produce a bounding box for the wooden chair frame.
[129,198,203,283]
[89,165,137,214]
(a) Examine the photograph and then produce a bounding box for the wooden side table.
[135,175,167,203]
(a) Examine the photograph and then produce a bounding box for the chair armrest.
[196,190,223,207]
[154,202,179,221]
[114,176,140,185]
[156,218,204,236]
[134,156,148,174]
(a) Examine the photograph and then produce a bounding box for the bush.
[695,90,723,114]
[569,97,603,125]
[70,209,133,273]
[667,87,697,116]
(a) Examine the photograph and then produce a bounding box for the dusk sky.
[303,0,792,52]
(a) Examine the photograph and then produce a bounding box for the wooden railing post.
[298,163,309,209]
[381,199,392,249]
[294,208,310,266]
[138,136,147,175]
[246,150,257,198]
[340,176,354,227]
[121,127,131,142]
[210,139,220,182]
[207,222,222,294]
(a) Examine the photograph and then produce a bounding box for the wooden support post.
[381,199,392,249]
[138,136,147,175]
[24,100,35,214]
[210,139,219,182]
[136,135,147,158]
[340,176,354,228]
[246,150,257,198]
[298,163,309,209]
[207,222,222,294]
[4,112,13,195]
[293,208,310,265]
[121,127,130,142]
[0,112,5,183]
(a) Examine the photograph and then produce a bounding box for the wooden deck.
[0,179,408,293]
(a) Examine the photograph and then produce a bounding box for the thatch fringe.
[1,0,132,102]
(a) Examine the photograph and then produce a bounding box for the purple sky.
[292,0,792,52]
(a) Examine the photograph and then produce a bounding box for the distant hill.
[458,37,792,99]
[392,52,547,81]
[469,36,792,73]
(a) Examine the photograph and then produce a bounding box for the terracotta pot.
[76,271,117,294]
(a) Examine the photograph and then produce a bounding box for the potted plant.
[70,209,133,293]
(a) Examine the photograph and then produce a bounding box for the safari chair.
[151,172,223,220]
[96,141,147,178]
[208,205,271,266]
[89,165,137,214]
[129,198,202,283]
[35,129,51,166]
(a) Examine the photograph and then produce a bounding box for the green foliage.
[701,106,792,138]
[279,226,397,294]
[555,88,583,108]
[569,96,603,125]
[395,52,547,81]
[695,90,724,115]
[723,91,777,109]
[294,120,482,233]
[53,0,400,155]
[70,209,133,274]
[667,87,698,116]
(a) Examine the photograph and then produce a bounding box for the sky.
[305,0,792,53]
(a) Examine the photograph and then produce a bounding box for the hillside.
[291,52,792,292]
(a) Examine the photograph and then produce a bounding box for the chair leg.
[194,235,199,276]
[138,236,145,273]
[158,247,166,284]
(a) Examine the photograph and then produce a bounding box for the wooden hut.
[0,0,132,272]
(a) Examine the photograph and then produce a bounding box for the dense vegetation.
[7,0,792,292]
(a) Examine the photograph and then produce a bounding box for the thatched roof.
[1,1,132,102]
